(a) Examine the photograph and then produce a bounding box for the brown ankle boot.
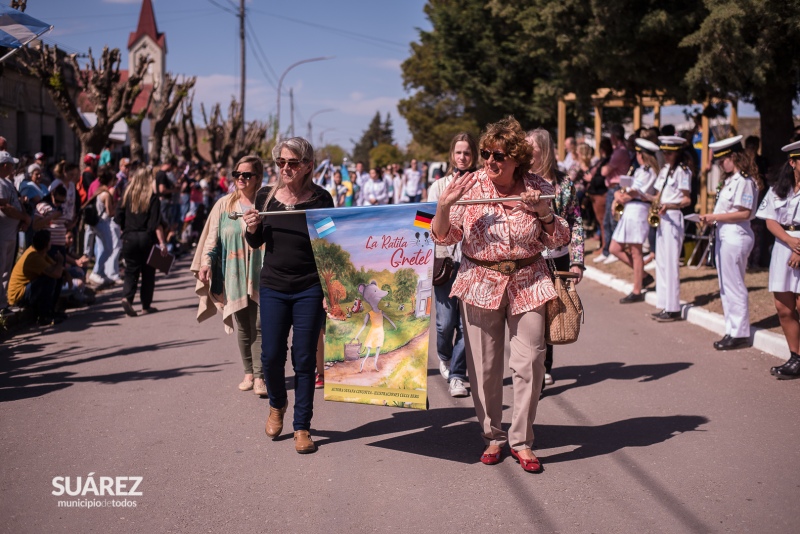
[265,404,287,439]
[294,430,316,454]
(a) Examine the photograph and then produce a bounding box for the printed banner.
[306,203,437,410]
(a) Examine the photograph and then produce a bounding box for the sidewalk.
[583,265,790,362]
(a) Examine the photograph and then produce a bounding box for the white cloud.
[353,57,402,73]
[192,74,274,122]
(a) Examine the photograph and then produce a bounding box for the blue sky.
[32,0,430,150]
[27,0,777,155]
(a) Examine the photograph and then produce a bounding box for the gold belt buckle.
[496,260,517,275]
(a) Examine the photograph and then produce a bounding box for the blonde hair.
[263,137,315,210]
[122,167,154,214]
[526,128,557,180]
[640,152,661,175]
[576,143,593,167]
[227,155,264,211]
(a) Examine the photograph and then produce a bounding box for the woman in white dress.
[755,140,800,378]
[609,138,660,303]
[700,136,761,351]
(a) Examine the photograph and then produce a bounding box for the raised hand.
[439,171,478,210]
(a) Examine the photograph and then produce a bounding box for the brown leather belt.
[782,224,800,231]
[464,253,542,275]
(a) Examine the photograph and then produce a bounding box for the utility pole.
[238,0,245,132]
[289,88,295,137]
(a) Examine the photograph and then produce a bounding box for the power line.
[244,31,277,89]
[244,17,279,83]
[249,9,408,52]
[206,0,236,16]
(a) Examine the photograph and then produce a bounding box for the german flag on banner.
[414,210,434,229]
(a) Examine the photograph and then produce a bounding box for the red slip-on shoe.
[480,448,503,465]
[510,448,543,473]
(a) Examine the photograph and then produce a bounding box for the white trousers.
[655,210,683,313]
[715,223,754,338]
[0,238,16,307]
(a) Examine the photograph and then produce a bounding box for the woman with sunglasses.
[243,137,334,454]
[193,155,267,397]
[432,117,570,473]
[756,140,800,378]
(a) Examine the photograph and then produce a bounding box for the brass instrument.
[648,174,665,228]
[612,166,636,222]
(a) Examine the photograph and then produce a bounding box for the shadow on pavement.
[0,338,220,403]
[538,361,693,397]
[314,407,480,463]
[535,415,709,463]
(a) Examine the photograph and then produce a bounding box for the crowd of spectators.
[0,134,245,328]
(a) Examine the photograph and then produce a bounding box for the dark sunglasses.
[275,158,306,169]
[232,171,257,180]
[480,149,507,162]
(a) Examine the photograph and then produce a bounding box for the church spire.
[128,0,166,52]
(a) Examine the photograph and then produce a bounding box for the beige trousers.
[461,293,546,451]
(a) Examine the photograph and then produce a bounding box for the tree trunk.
[151,134,164,166]
[127,120,145,162]
[754,82,796,178]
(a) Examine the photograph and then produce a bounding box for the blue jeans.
[92,218,113,278]
[603,185,620,256]
[434,264,466,382]
[260,284,325,431]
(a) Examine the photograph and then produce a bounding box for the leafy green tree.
[369,143,403,169]
[681,0,800,169]
[353,112,395,164]
[317,144,349,166]
[311,240,355,317]
[394,268,418,304]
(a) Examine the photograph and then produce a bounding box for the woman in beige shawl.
[191,156,266,396]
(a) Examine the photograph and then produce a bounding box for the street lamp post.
[307,108,335,141]
[275,56,334,141]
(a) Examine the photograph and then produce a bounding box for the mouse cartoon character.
[354,281,397,372]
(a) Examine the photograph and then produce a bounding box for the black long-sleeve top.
[245,184,334,293]
[114,195,162,239]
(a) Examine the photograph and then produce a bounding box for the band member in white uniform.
[609,138,660,303]
[700,136,760,350]
[652,136,692,322]
[755,140,800,378]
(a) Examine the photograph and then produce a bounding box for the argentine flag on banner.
[0,6,53,63]
[314,217,336,238]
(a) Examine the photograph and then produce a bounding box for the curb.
[583,265,789,362]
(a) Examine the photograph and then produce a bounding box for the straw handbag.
[544,266,584,345]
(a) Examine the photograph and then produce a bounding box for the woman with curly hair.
[432,117,570,473]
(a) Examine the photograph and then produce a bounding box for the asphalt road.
[1,263,799,533]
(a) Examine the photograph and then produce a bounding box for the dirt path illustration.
[324,329,428,387]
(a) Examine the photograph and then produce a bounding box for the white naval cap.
[709,135,744,160]
[782,140,800,159]
[634,138,660,155]
[657,135,688,151]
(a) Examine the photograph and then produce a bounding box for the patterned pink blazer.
[431,171,570,314]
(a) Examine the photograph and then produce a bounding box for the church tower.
[127,0,166,98]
